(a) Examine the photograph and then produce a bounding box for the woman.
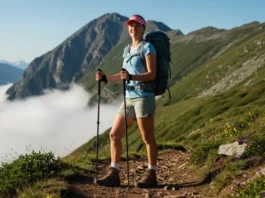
[95,14,158,188]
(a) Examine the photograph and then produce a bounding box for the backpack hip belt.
[126,82,153,92]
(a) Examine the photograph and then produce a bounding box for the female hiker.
[95,14,158,188]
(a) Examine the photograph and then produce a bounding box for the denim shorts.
[117,95,156,119]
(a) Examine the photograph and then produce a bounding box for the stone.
[137,165,145,170]
[168,177,175,182]
[218,141,247,158]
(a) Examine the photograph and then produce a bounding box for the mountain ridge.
[0,60,28,70]
[0,63,24,85]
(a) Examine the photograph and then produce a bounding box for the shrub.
[190,140,222,166]
[243,133,265,158]
[0,151,62,196]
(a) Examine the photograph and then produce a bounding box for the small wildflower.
[241,181,246,186]
[256,171,261,176]
[231,186,235,191]
[242,174,246,178]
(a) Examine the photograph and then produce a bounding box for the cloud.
[0,84,121,163]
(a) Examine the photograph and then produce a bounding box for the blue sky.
[0,0,264,62]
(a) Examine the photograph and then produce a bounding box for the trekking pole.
[95,69,107,181]
[121,68,130,189]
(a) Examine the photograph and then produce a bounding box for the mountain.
[0,60,29,70]
[5,13,179,100]
[0,63,24,85]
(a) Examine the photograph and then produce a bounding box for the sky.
[0,0,264,63]
[0,83,121,163]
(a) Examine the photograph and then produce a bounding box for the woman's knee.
[109,130,122,142]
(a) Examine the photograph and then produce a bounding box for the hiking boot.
[135,169,158,188]
[94,167,120,187]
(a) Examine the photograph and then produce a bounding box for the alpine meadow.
[1,13,265,197]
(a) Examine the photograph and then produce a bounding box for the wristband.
[129,74,132,81]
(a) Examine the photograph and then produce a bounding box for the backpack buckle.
[139,83,145,90]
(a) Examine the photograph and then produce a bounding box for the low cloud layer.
[0,84,121,163]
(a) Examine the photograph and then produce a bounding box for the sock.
[111,162,120,171]
[148,165,156,170]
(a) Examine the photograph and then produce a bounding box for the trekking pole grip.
[97,69,107,84]
[121,68,131,84]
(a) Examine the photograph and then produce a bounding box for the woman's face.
[128,21,145,39]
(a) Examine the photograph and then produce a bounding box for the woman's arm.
[120,53,156,82]
[96,71,123,82]
[106,73,123,82]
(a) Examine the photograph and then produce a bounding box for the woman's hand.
[96,71,103,81]
[119,70,129,80]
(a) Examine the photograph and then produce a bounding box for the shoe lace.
[102,167,115,179]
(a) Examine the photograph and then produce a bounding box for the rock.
[145,193,150,198]
[178,162,188,169]
[168,177,175,182]
[157,175,164,181]
[164,186,170,191]
[137,165,145,170]
[218,141,247,158]
[157,192,163,197]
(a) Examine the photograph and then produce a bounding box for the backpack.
[124,31,171,98]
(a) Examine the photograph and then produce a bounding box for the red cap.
[126,15,146,27]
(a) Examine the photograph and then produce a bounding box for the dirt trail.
[63,150,215,198]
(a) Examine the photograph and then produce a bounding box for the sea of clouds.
[0,83,121,163]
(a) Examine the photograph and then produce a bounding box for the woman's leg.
[137,115,158,166]
[96,114,134,186]
[135,114,158,188]
[110,114,134,164]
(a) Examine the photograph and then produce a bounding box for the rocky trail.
[61,150,215,198]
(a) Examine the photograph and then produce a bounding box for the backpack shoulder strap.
[138,41,147,65]
[123,44,131,58]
